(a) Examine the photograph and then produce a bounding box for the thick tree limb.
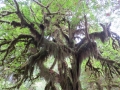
[0,11,16,17]
[0,20,10,24]
[76,31,106,49]
[96,55,120,66]
[33,0,46,8]
[84,15,90,41]
[13,0,27,25]
[1,34,34,65]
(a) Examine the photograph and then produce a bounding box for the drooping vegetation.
[0,0,120,90]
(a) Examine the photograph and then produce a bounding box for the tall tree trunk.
[71,56,82,90]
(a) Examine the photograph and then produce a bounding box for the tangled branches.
[0,0,120,90]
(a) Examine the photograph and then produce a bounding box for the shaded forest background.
[0,0,120,90]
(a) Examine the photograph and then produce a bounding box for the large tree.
[0,0,120,90]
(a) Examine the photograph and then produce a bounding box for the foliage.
[0,0,120,90]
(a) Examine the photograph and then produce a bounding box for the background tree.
[0,0,120,90]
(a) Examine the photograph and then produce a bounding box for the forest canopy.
[0,0,120,90]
